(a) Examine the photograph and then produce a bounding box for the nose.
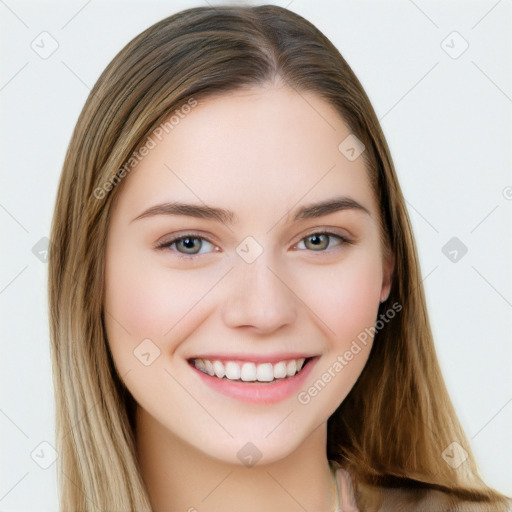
[220,256,297,334]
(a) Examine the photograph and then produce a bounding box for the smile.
[187,356,319,404]
[191,357,308,382]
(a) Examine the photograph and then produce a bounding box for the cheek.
[294,252,383,411]
[103,248,227,362]
[299,249,383,344]
[291,251,384,414]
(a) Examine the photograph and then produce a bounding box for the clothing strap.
[330,462,360,512]
[330,462,340,511]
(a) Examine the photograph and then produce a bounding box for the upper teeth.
[192,358,306,382]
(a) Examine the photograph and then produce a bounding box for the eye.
[156,234,217,257]
[156,230,351,258]
[296,231,349,252]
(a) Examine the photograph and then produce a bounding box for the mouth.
[187,356,315,384]
[187,354,319,404]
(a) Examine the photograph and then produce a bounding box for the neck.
[135,406,337,512]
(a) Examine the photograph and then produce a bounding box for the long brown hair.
[48,5,510,510]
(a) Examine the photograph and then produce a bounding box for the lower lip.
[189,357,318,405]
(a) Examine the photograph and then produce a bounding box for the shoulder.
[334,469,511,512]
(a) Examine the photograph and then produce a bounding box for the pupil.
[181,238,199,253]
[308,234,327,250]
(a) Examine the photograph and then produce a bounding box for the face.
[104,85,393,465]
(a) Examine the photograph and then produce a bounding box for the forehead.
[112,86,377,223]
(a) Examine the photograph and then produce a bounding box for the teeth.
[213,360,225,378]
[240,362,256,382]
[225,361,241,380]
[204,359,215,376]
[256,363,274,382]
[286,360,297,377]
[192,357,307,382]
[273,361,287,379]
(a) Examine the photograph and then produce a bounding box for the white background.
[1,0,511,509]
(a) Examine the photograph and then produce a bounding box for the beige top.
[333,468,359,512]
[333,468,512,512]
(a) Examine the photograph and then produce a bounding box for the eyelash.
[155,230,352,260]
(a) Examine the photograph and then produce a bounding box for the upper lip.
[187,353,316,364]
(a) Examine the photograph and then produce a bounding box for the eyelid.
[296,226,354,243]
[292,230,353,253]
[154,231,219,259]
[154,227,354,258]
[154,230,218,249]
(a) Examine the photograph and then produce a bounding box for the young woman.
[48,5,511,511]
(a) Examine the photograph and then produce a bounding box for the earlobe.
[380,252,395,303]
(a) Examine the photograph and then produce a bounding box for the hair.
[48,4,511,511]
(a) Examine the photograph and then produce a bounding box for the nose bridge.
[221,249,297,332]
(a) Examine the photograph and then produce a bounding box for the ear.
[380,251,395,303]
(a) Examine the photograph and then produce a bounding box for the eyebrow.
[130,196,370,224]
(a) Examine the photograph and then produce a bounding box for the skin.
[104,83,394,512]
